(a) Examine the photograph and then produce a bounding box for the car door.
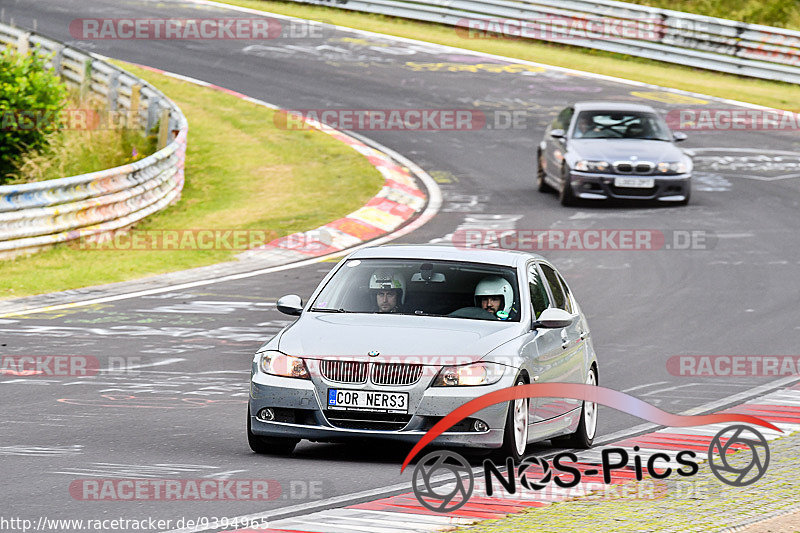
[518,262,549,428]
[520,262,566,423]
[545,107,573,180]
[537,263,583,416]
[557,269,591,385]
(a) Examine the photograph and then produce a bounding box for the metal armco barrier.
[282,0,800,84]
[0,22,187,258]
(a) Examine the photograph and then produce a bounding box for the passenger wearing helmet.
[369,270,406,313]
[474,276,514,320]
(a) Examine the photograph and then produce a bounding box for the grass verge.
[7,93,157,184]
[625,0,800,30]
[0,61,384,298]
[218,0,800,110]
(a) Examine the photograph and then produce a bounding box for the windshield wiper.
[309,307,350,313]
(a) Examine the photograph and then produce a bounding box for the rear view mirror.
[533,307,574,329]
[277,294,303,316]
[411,272,446,283]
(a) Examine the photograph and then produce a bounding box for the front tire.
[677,187,691,206]
[553,366,598,449]
[536,150,552,193]
[500,376,530,462]
[247,406,299,455]
[559,165,576,206]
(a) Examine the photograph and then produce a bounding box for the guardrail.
[281,0,800,84]
[0,22,187,258]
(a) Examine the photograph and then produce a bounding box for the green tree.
[0,48,68,181]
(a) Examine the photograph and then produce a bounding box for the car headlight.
[259,350,310,379]
[433,362,506,387]
[656,161,690,174]
[574,160,609,172]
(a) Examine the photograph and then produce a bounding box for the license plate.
[615,177,654,188]
[327,389,409,413]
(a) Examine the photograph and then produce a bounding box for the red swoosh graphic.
[400,383,781,473]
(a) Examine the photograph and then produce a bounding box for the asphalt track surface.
[2,0,800,530]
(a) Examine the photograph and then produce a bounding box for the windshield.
[310,259,521,321]
[572,111,671,141]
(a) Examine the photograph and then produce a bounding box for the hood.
[278,313,523,364]
[570,139,685,163]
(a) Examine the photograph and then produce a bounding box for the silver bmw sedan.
[248,244,598,460]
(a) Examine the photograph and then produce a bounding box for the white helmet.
[369,270,406,304]
[474,276,513,314]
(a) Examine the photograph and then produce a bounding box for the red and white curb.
[128,62,428,263]
[220,382,799,533]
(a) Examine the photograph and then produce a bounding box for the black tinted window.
[528,265,550,318]
[540,264,566,310]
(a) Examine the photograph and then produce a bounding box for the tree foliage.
[0,48,68,181]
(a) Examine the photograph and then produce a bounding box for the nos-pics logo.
[411,425,770,512]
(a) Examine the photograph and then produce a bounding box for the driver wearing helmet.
[474,276,514,320]
[369,270,406,313]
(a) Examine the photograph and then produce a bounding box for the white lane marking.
[318,508,475,525]
[429,214,523,245]
[273,519,421,533]
[275,508,471,530]
[621,381,669,393]
[102,358,185,373]
[0,445,83,456]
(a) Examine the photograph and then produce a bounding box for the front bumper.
[569,171,691,202]
[248,363,519,449]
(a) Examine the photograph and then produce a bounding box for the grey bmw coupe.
[248,245,599,461]
[537,102,692,205]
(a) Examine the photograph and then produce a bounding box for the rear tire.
[536,150,552,193]
[247,406,299,455]
[552,366,598,449]
[499,376,530,462]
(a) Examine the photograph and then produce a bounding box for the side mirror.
[673,131,687,142]
[550,129,566,140]
[533,307,574,329]
[276,294,303,316]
